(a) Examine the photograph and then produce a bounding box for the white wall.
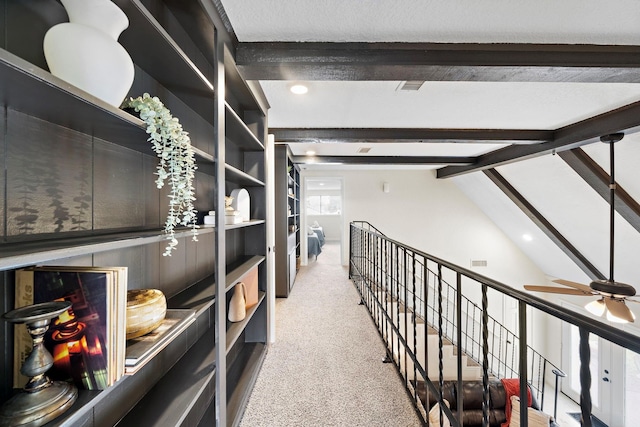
[301,168,549,338]
[307,214,341,241]
[305,187,342,241]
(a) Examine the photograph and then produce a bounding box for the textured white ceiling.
[222,0,640,44]
[286,141,507,157]
[220,1,640,301]
[221,1,640,149]
[264,81,640,130]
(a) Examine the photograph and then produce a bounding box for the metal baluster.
[403,247,408,379]
[374,234,379,329]
[437,264,444,421]
[482,284,489,427]
[349,224,353,279]
[579,327,593,427]
[456,272,463,426]
[498,327,504,378]
[491,320,497,374]
[423,259,429,389]
[412,253,417,393]
[540,359,547,411]
[518,301,528,427]
[383,239,389,348]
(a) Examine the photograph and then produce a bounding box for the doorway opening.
[560,302,639,426]
[303,177,344,265]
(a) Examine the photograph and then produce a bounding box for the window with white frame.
[306,195,341,215]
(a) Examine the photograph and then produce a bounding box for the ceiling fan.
[524,133,639,323]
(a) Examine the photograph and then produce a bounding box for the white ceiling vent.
[470,260,488,267]
[357,147,372,154]
[397,81,425,91]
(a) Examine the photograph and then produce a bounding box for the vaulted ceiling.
[217,1,640,303]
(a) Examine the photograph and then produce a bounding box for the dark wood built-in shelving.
[225,256,266,292]
[118,328,218,427]
[275,145,301,297]
[0,228,213,270]
[226,292,266,352]
[0,1,269,426]
[225,102,265,151]
[225,164,266,187]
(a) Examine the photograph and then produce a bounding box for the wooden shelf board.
[226,342,267,426]
[0,49,155,149]
[225,57,269,116]
[191,146,216,176]
[114,0,214,122]
[225,164,265,187]
[225,220,265,231]
[0,49,214,170]
[0,227,212,270]
[225,256,265,292]
[118,327,217,427]
[225,102,265,151]
[226,292,266,353]
[168,274,216,315]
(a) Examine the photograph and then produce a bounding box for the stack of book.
[14,266,127,390]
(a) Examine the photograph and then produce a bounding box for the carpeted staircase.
[377,291,482,382]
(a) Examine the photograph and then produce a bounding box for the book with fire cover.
[14,266,127,390]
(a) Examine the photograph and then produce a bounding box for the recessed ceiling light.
[319,183,325,186]
[306,150,316,156]
[290,84,308,95]
[522,234,533,242]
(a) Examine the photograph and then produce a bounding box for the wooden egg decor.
[126,289,167,340]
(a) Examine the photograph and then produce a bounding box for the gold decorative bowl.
[126,289,166,340]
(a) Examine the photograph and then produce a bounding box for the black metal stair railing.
[350,222,558,404]
[349,221,640,427]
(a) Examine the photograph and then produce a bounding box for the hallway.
[239,243,421,426]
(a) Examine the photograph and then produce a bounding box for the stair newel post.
[349,223,354,280]
[373,234,378,328]
[423,259,429,388]
[518,300,529,427]
[370,231,375,308]
[384,240,393,350]
[456,272,463,426]
[481,283,489,427]
[367,231,371,301]
[437,264,444,414]
[403,247,408,377]
[411,253,416,384]
[375,233,379,295]
[579,327,593,427]
[360,226,365,285]
[392,243,398,363]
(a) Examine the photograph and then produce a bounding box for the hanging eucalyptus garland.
[123,93,198,255]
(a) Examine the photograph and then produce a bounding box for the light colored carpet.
[239,243,421,427]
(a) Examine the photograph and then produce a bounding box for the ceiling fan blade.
[552,279,593,293]
[604,299,636,323]
[524,285,592,295]
[626,298,640,304]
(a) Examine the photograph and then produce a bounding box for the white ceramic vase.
[43,0,134,107]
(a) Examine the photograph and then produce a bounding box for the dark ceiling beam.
[272,128,552,144]
[483,169,605,281]
[291,156,474,165]
[437,100,640,178]
[559,148,640,234]
[237,42,640,82]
